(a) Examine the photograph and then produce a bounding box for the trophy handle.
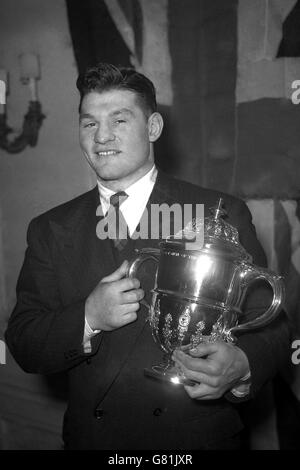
[229,263,285,334]
[127,248,160,310]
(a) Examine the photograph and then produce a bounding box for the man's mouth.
[95,150,121,157]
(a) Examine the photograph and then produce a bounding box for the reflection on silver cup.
[127,199,285,386]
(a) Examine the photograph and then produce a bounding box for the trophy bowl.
[127,199,285,386]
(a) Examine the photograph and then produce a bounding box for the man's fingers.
[101,260,129,283]
[105,306,139,330]
[187,341,220,357]
[119,302,140,315]
[118,311,138,327]
[121,288,144,304]
[183,382,220,400]
[172,349,216,375]
[176,362,220,387]
[114,277,141,293]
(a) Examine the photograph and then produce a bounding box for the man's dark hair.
[76,63,157,116]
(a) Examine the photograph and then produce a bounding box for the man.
[5,63,290,450]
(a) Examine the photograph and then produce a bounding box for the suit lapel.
[49,187,118,299]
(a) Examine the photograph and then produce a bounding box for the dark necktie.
[107,191,129,251]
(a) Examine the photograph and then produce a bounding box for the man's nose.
[94,124,115,143]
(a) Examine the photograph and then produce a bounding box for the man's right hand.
[85,260,144,331]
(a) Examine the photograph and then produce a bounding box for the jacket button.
[86,358,92,365]
[153,407,162,417]
[94,408,104,419]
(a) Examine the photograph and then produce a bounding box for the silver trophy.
[127,199,285,385]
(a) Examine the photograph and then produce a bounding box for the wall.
[0,0,94,449]
[0,0,298,450]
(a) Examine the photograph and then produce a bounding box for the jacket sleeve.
[226,199,291,401]
[5,217,102,375]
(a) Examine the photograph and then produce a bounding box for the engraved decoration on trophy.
[127,199,285,386]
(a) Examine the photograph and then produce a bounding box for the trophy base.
[144,365,197,387]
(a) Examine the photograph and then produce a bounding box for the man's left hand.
[172,341,250,400]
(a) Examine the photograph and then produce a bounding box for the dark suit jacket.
[5,171,290,450]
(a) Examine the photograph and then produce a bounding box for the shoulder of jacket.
[29,187,97,228]
[158,170,244,208]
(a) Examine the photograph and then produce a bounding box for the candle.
[19,53,40,80]
[0,69,8,114]
[28,77,38,102]
[19,54,40,102]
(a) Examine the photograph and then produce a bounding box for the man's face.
[79,89,158,189]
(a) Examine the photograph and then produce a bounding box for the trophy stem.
[144,353,197,386]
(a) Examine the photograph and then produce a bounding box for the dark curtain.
[277,0,300,57]
[65,0,132,72]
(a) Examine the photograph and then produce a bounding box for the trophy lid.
[168,198,252,261]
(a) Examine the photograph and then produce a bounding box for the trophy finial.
[211,198,227,220]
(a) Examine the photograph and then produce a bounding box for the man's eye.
[83,122,96,128]
[115,119,126,124]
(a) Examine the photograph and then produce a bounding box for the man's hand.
[85,260,144,331]
[172,340,250,400]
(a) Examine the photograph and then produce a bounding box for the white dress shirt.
[97,165,158,236]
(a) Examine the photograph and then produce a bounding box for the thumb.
[101,260,129,283]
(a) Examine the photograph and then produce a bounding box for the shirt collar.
[97,165,157,217]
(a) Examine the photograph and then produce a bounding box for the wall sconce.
[0,53,45,154]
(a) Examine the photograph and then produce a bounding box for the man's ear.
[148,112,164,142]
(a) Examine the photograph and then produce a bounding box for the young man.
[5,63,290,450]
